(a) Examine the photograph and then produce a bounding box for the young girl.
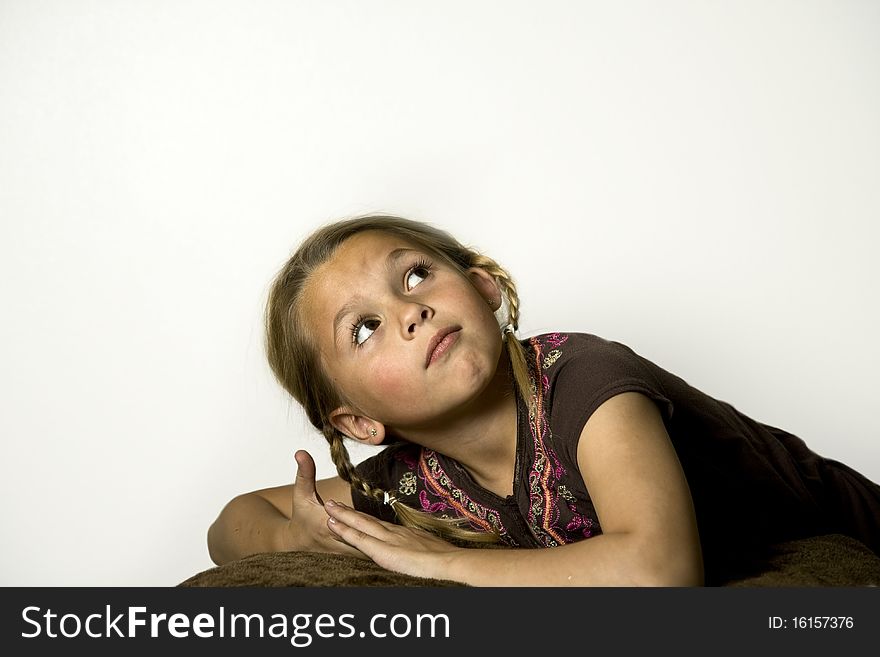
[207,214,880,586]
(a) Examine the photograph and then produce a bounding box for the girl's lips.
[426,327,461,367]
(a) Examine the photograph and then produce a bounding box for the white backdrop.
[1,0,878,586]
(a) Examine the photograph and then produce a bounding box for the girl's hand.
[283,451,367,559]
[323,500,464,580]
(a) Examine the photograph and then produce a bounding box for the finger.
[326,513,388,555]
[327,539,372,561]
[324,501,393,539]
[293,450,323,511]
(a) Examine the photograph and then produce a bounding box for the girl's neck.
[394,351,520,497]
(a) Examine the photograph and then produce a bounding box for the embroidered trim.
[398,471,417,496]
[559,484,595,538]
[417,449,512,543]
[526,334,572,547]
[542,349,562,369]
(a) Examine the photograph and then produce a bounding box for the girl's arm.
[206,450,360,565]
[323,392,705,586]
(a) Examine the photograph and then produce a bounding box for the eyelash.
[349,314,370,346]
[407,258,434,287]
[348,258,434,347]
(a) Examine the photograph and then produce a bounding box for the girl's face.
[302,230,505,435]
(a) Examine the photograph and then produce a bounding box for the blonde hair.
[264,214,531,544]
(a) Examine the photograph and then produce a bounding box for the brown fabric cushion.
[720,533,880,587]
[179,534,880,587]
[179,550,466,587]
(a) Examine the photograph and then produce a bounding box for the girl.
[207,214,880,586]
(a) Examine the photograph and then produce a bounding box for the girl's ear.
[329,407,386,446]
[466,267,502,310]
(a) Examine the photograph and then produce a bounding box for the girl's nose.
[406,306,431,335]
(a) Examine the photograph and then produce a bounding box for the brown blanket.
[180,533,880,587]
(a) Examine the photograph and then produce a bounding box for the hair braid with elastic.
[324,425,383,502]
[324,423,500,544]
[468,254,534,409]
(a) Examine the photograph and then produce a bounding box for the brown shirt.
[353,332,879,583]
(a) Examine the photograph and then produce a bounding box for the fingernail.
[325,500,336,507]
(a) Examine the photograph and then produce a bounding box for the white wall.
[1,0,877,586]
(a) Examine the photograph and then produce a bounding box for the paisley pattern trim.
[526,334,569,546]
[416,449,513,543]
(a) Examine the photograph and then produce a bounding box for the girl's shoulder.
[524,331,674,444]
[523,331,647,374]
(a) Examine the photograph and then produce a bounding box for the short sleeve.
[542,334,674,467]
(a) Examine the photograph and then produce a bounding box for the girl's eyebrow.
[333,296,363,342]
[330,247,420,343]
[384,247,418,269]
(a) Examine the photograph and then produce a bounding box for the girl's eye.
[406,261,432,290]
[351,317,380,346]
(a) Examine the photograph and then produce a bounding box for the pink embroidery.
[566,514,595,538]
[419,490,450,514]
[546,333,569,349]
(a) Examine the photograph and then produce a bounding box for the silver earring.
[369,428,378,437]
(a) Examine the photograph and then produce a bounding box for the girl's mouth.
[426,326,461,367]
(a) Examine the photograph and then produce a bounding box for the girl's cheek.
[370,364,411,399]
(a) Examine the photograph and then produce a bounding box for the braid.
[323,425,500,545]
[469,256,521,330]
[324,425,384,504]
[469,254,533,409]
